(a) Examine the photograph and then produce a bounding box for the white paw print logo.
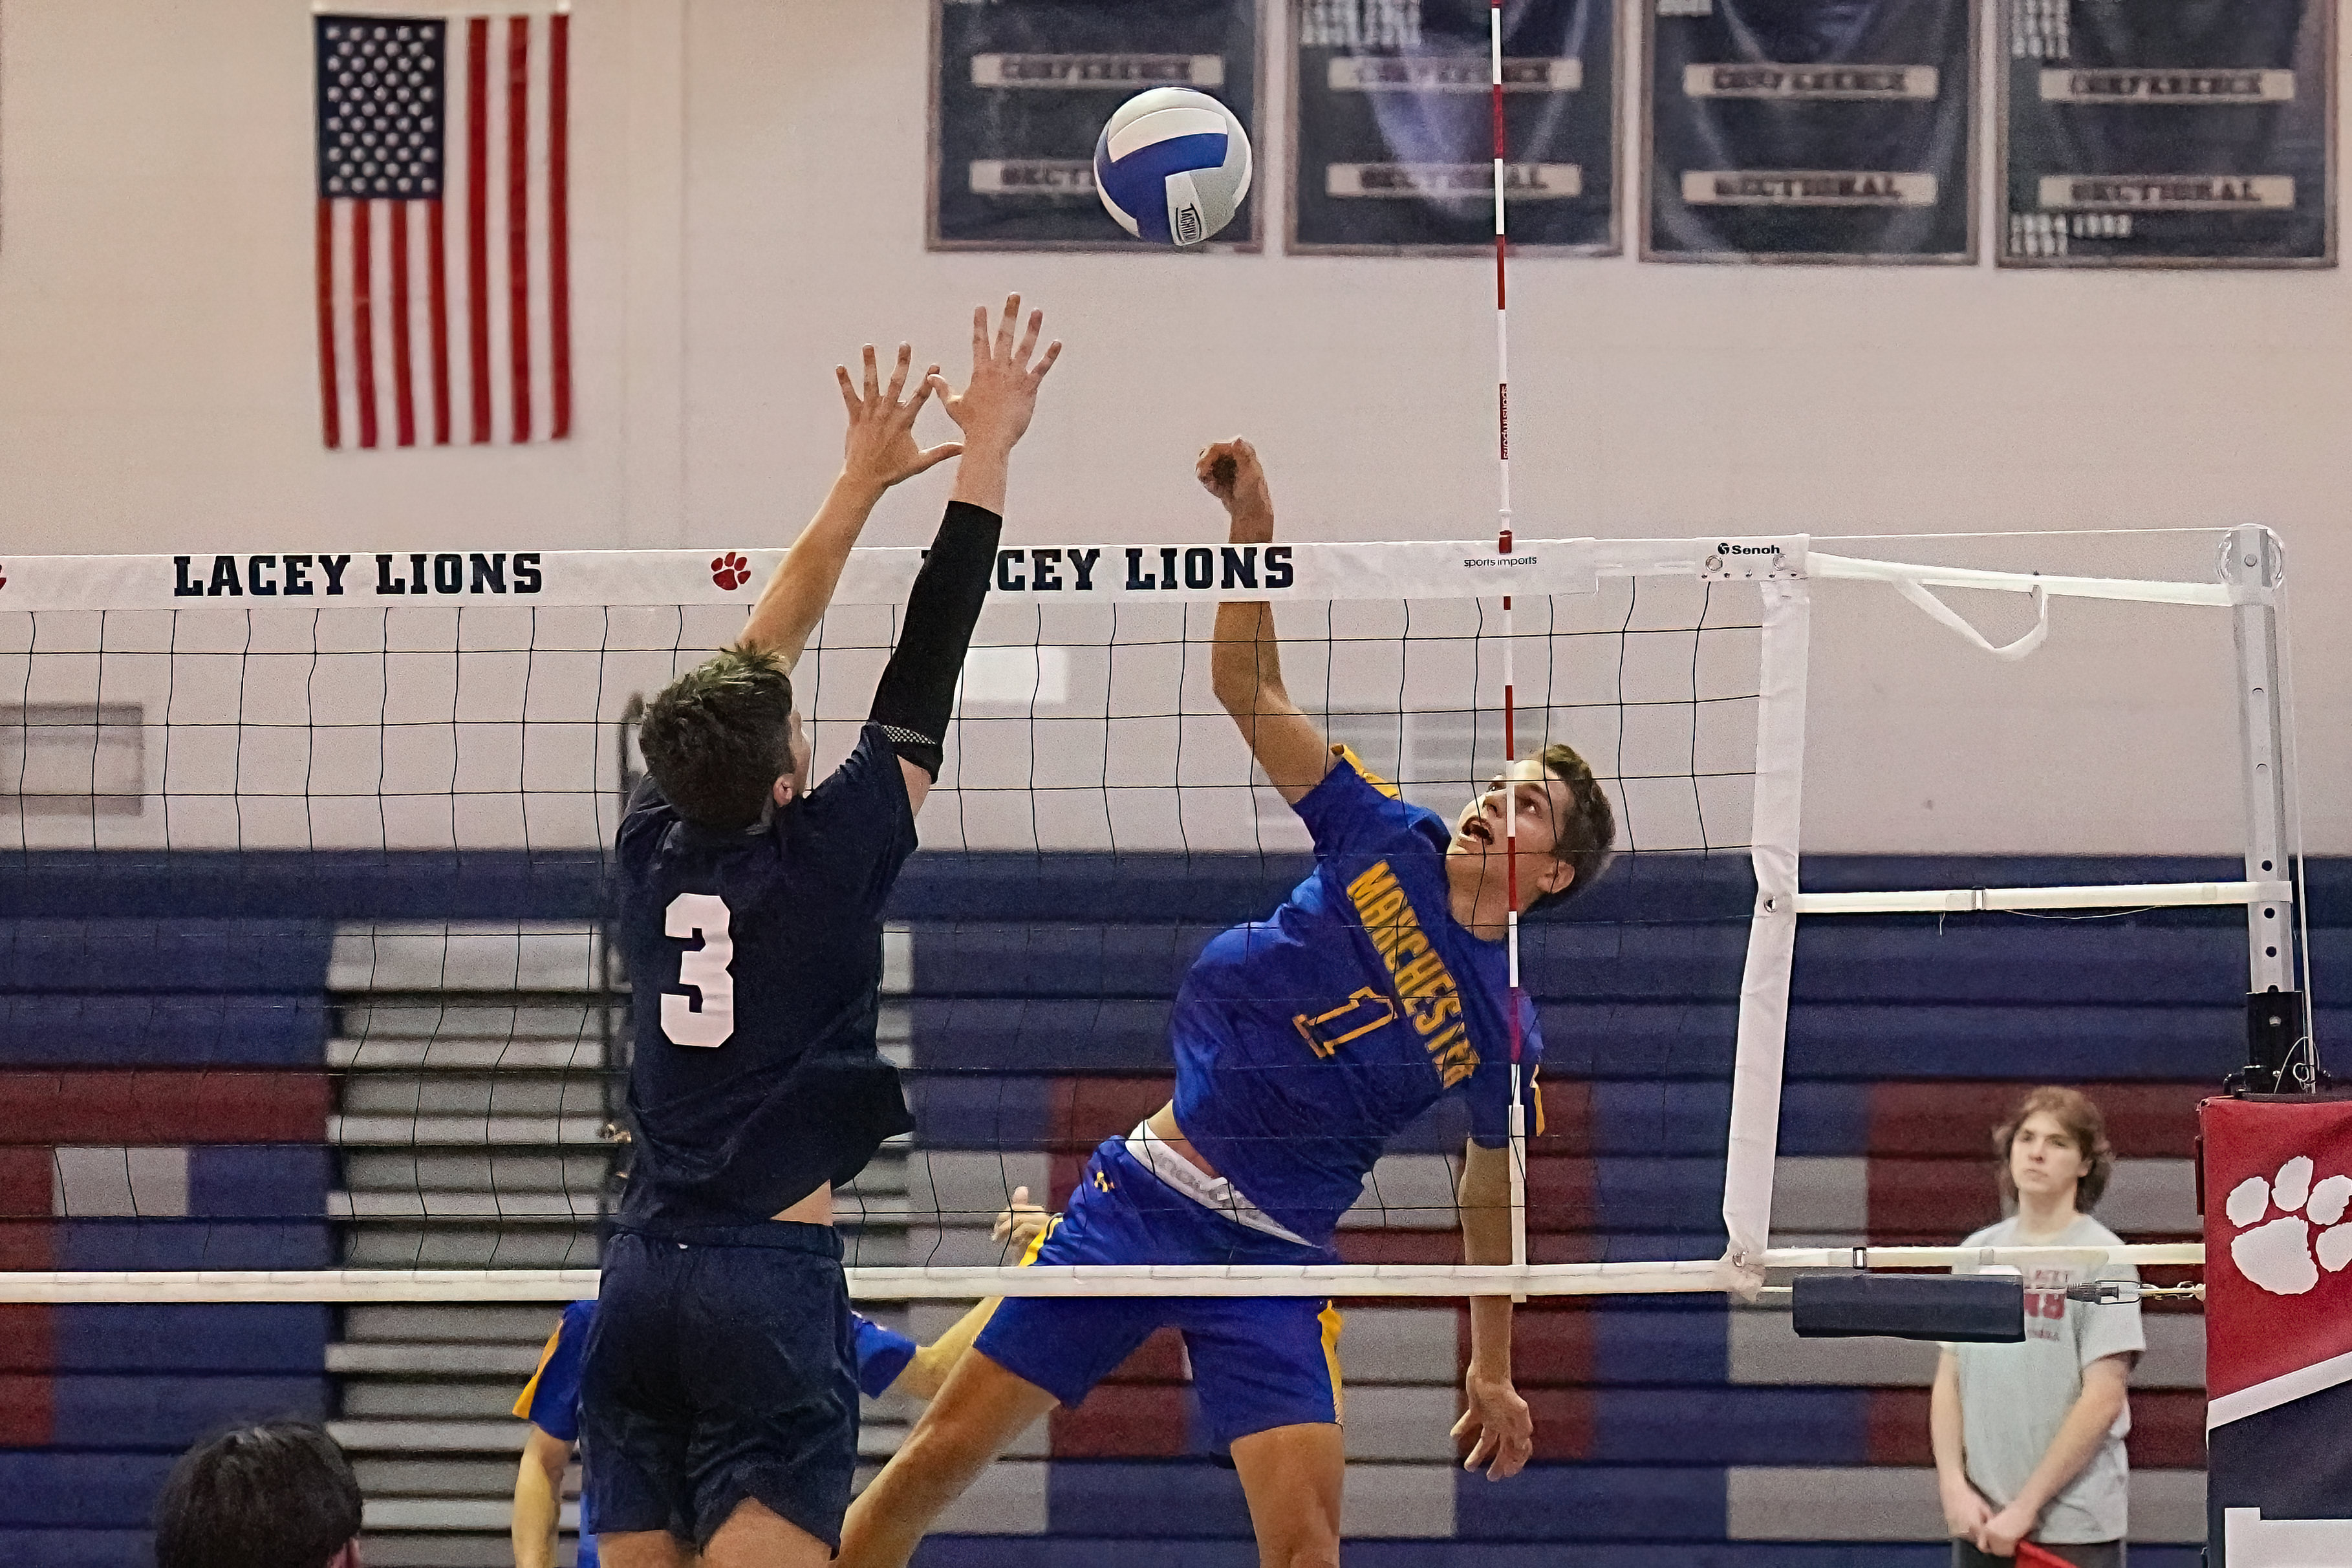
[2227,1156,2352,1295]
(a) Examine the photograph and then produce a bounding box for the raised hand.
[1195,437,1273,544]
[836,341,962,495]
[929,294,1062,457]
[1452,1368,1533,1481]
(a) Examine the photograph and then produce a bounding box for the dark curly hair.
[1994,1086,2116,1211]
[638,645,797,829]
[1527,741,1617,911]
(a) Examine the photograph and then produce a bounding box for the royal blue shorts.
[581,1222,857,1551]
[973,1138,1345,1447]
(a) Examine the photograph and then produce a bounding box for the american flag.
[313,12,572,449]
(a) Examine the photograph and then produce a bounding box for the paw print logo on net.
[2227,1156,2352,1295]
[711,553,751,590]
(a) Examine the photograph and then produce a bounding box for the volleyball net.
[0,526,2294,1303]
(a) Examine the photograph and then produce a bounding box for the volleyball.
[1093,87,1251,246]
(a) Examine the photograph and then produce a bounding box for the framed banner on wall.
[1288,0,1617,254]
[1643,0,1977,263]
[930,0,1263,252]
[2001,0,2336,266]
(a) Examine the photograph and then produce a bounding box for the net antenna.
[1489,0,1530,1291]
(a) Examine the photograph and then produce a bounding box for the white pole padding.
[1809,552,2249,608]
[0,1260,1745,1305]
[1792,880,2293,915]
[1720,579,1810,1284]
[1765,1243,2205,1271]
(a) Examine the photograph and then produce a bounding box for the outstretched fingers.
[905,364,942,417]
[835,363,859,417]
[883,341,912,407]
[993,292,1022,359]
[1028,336,1063,385]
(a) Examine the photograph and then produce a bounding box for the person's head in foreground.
[638,645,806,829]
[1994,1085,2114,1219]
[1446,743,1617,913]
[155,1421,363,1568]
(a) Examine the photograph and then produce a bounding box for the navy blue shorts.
[581,1223,857,1550]
[973,1139,1345,1447]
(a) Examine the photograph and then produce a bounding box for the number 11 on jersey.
[662,892,735,1047]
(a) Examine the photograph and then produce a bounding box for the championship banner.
[2201,1094,2352,1563]
[1643,0,1976,263]
[2001,0,2335,266]
[929,0,1260,251]
[1289,0,1615,253]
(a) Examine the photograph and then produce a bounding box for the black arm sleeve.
[869,499,1002,779]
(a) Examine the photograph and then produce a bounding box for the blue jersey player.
[581,298,1061,1568]
[841,440,1618,1568]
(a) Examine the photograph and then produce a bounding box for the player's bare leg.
[599,1530,691,1568]
[704,1497,831,1568]
[603,1498,808,1568]
[836,1349,1059,1568]
[1230,1422,1344,1568]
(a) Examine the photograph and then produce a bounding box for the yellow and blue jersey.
[515,1300,598,1565]
[1170,749,1542,1245]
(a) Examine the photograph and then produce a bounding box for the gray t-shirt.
[1948,1214,2145,1543]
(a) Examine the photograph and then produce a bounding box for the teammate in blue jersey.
[841,440,1618,1568]
[515,1199,1053,1568]
[581,297,1061,1568]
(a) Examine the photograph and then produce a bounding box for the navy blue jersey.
[1171,751,1542,1245]
[615,721,918,1229]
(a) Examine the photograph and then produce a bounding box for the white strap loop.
[1893,577,2050,660]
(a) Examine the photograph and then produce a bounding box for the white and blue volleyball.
[1093,87,1251,246]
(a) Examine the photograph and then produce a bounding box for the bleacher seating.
[1,848,2342,1565]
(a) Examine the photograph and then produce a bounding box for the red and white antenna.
[1491,0,1529,1281]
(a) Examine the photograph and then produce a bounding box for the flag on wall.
[313,12,572,450]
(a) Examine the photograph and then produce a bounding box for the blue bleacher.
[186,1147,334,1219]
[0,1454,177,1527]
[0,1532,155,1568]
[49,1306,330,1373]
[45,1374,329,1449]
[0,995,326,1067]
[52,1221,333,1272]
[1454,1464,1731,1540]
[1586,1307,1731,1385]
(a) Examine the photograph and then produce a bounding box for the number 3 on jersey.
[661,892,734,1047]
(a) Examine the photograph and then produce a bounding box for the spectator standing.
[1933,1086,2144,1566]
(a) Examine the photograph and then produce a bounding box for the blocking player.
[839,439,1617,1568]
[516,1195,1054,1568]
[581,297,1060,1568]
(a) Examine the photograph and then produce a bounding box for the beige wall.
[0,0,2342,853]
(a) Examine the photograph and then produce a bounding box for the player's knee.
[1263,1534,1339,1568]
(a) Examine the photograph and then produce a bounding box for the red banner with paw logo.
[2201,1093,2352,1563]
